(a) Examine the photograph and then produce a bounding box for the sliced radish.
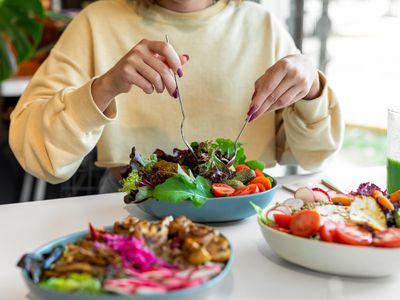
[266,209,285,222]
[283,198,304,210]
[274,205,292,215]
[294,187,315,204]
[312,187,331,203]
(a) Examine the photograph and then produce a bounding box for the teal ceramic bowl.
[128,176,278,223]
[21,227,233,300]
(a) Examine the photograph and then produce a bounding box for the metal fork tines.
[165,34,197,160]
[227,115,251,167]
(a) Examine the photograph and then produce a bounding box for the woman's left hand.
[248,54,322,121]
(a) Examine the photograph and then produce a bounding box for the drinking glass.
[387,107,400,194]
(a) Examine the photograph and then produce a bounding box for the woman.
[9,0,343,192]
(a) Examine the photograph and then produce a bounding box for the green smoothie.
[387,158,400,194]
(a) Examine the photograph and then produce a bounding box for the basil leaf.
[246,160,266,171]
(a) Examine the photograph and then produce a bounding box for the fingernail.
[251,91,257,100]
[177,68,183,78]
[172,89,178,98]
[183,54,190,61]
[249,114,256,122]
[247,105,257,116]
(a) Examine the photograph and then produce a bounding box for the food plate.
[19,218,233,300]
[258,212,400,277]
[126,176,278,223]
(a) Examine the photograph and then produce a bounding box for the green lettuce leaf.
[213,138,246,165]
[249,201,272,226]
[119,169,141,193]
[153,175,212,207]
[136,186,153,201]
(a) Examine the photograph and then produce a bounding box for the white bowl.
[258,217,400,277]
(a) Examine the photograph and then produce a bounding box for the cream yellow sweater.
[10,0,344,184]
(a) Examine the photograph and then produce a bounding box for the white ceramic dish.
[258,215,400,277]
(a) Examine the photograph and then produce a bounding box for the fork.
[165,34,197,160]
[226,115,251,167]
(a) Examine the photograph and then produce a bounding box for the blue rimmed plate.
[21,226,233,300]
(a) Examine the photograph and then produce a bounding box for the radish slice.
[274,205,292,215]
[294,187,315,204]
[283,198,304,210]
[312,187,331,202]
[266,209,285,222]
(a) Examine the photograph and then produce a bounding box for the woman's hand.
[92,39,189,112]
[247,54,322,121]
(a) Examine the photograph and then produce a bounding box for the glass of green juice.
[387,107,400,194]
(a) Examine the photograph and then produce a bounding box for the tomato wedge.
[211,183,235,197]
[250,177,272,190]
[274,214,294,229]
[289,210,321,238]
[235,164,250,172]
[255,183,266,192]
[254,169,265,178]
[233,184,259,196]
[335,225,372,246]
[373,228,400,248]
[319,220,338,242]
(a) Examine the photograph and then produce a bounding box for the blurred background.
[1,0,399,204]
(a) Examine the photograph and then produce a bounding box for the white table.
[1,166,397,300]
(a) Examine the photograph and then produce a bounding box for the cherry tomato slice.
[211,183,235,197]
[274,214,294,229]
[289,210,321,238]
[232,186,251,196]
[255,183,266,192]
[336,225,372,246]
[235,164,250,172]
[319,220,338,243]
[250,177,272,190]
[254,169,266,178]
[373,228,400,248]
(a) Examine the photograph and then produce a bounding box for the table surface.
[1,166,396,300]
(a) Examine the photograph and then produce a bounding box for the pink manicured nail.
[249,114,257,122]
[172,89,178,98]
[247,105,257,116]
[177,68,183,78]
[183,54,190,61]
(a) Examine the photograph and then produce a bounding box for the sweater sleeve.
[270,15,344,171]
[9,9,117,184]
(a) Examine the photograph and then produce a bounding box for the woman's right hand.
[92,39,189,112]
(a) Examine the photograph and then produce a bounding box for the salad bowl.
[256,182,400,277]
[258,218,400,277]
[128,176,278,223]
[19,218,234,300]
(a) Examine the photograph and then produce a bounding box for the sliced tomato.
[247,184,259,194]
[235,164,250,172]
[373,228,400,248]
[319,220,338,242]
[250,177,272,190]
[335,225,372,246]
[232,186,251,196]
[233,184,259,196]
[255,183,266,192]
[289,210,321,238]
[211,183,235,197]
[254,169,266,178]
[274,214,294,229]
